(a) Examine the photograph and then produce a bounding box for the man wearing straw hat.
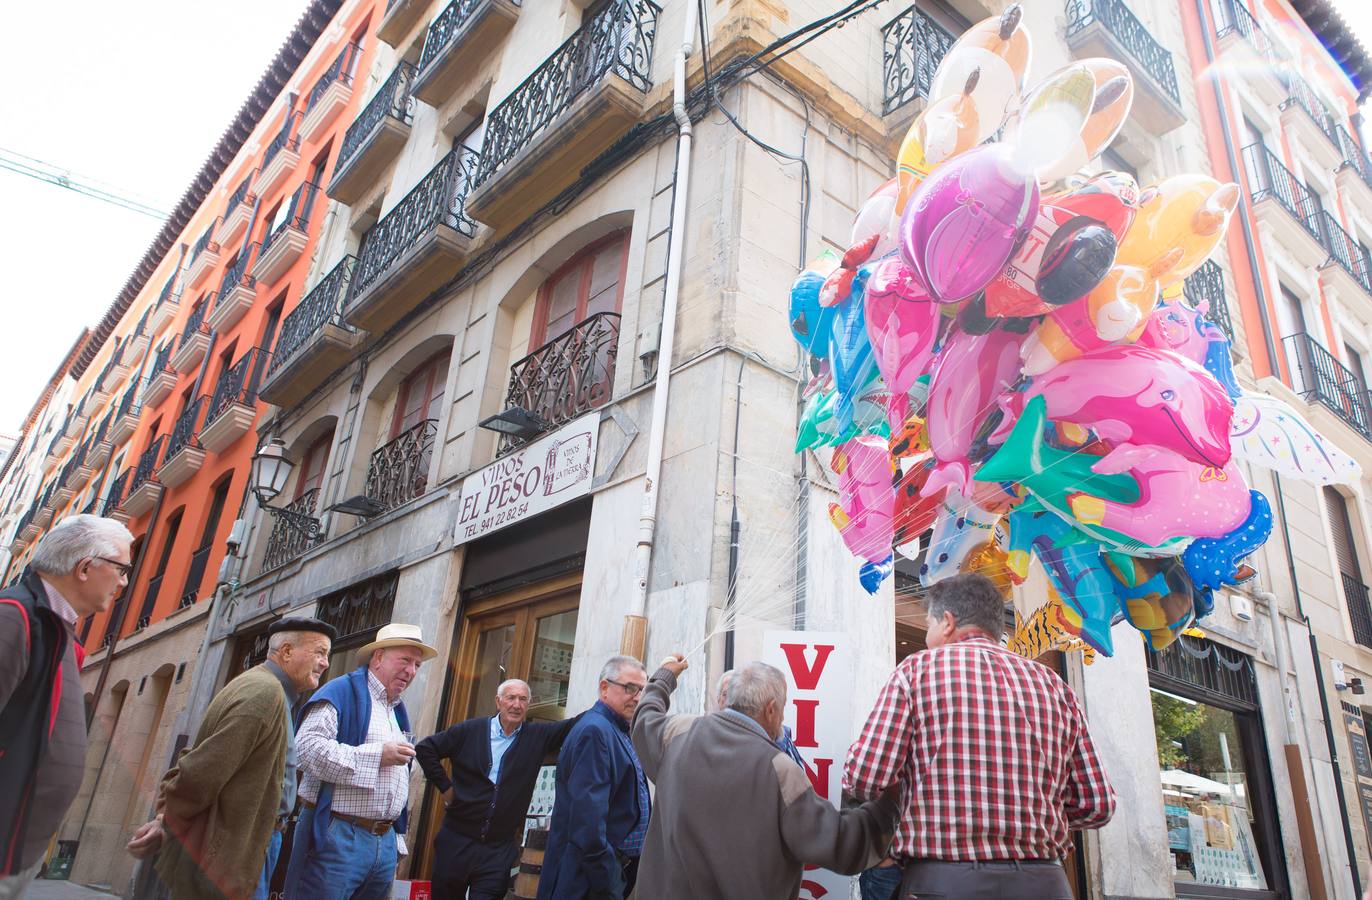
[285,622,437,900]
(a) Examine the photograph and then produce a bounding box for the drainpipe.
[621,0,697,660]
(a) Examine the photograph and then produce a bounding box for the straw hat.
[356,623,438,662]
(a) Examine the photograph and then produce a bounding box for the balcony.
[134,573,163,632]
[1335,124,1372,210]
[180,545,214,608]
[364,418,437,514]
[253,183,317,286]
[68,399,90,435]
[86,416,113,472]
[122,323,150,370]
[1065,0,1183,133]
[260,256,363,407]
[200,348,267,454]
[378,0,430,47]
[879,4,957,119]
[160,399,207,489]
[501,312,619,451]
[1344,572,1372,648]
[1242,143,1327,268]
[185,223,222,290]
[110,388,141,446]
[103,469,130,525]
[413,0,521,106]
[329,63,416,205]
[207,246,258,333]
[1212,0,1286,106]
[344,148,479,332]
[1182,260,1234,343]
[1283,332,1372,441]
[150,275,181,335]
[141,342,179,411]
[51,469,75,509]
[1280,76,1342,170]
[262,488,321,570]
[69,442,95,492]
[51,423,75,459]
[300,44,361,145]
[1319,211,1372,302]
[171,299,213,374]
[463,0,661,226]
[216,173,257,248]
[123,437,165,519]
[257,112,302,201]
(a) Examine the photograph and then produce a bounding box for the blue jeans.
[253,829,283,900]
[285,805,397,900]
[859,861,903,900]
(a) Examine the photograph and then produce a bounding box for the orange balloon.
[1115,175,1240,290]
[895,84,980,213]
[928,5,1033,144]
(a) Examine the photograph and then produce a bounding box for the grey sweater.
[631,668,897,900]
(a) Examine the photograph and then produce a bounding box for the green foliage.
[1152,690,1206,769]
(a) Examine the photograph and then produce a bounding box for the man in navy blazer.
[537,656,651,900]
[415,679,581,900]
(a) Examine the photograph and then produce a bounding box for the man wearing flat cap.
[127,616,335,900]
[285,622,437,900]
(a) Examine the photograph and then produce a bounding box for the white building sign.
[454,415,599,544]
[763,630,855,900]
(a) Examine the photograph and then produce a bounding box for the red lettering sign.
[780,643,835,691]
[800,756,832,798]
[792,698,819,747]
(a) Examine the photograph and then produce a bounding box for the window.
[1101,148,1139,183]
[137,511,182,628]
[391,351,450,438]
[1327,487,1372,647]
[295,433,332,498]
[532,232,629,347]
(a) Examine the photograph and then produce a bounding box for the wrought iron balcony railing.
[181,297,211,344]
[473,0,661,189]
[364,418,438,514]
[130,436,166,492]
[270,256,357,376]
[135,573,163,632]
[338,63,416,171]
[218,245,257,296]
[147,340,175,378]
[157,273,179,308]
[262,183,318,255]
[165,397,206,460]
[1213,0,1277,60]
[225,174,254,220]
[502,312,619,450]
[350,147,480,300]
[190,224,217,264]
[103,469,129,516]
[1344,572,1372,648]
[206,348,267,426]
[264,112,301,169]
[1066,0,1180,104]
[180,544,213,607]
[1336,124,1372,192]
[880,4,957,117]
[1320,210,1372,296]
[1282,75,1339,148]
[419,0,518,73]
[1283,332,1372,439]
[307,43,361,113]
[1242,143,1322,244]
[262,488,321,570]
[116,385,140,422]
[1182,260,1233,341]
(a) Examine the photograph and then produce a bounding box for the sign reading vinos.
[454,415,599,543]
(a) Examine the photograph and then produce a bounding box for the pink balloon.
[1136,298,1211,365]
[899,144,1040,303]
[852,178,901,258]
[1025,344,1233,468]
[864,257,940,428]
[829,436,896,563]
[924,326,1026,498]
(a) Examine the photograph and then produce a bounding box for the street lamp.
[250,438,321,538]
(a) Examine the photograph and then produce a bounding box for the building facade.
[4,0,1372,897]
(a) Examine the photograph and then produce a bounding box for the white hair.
[727,662,786,718]
[496,678,530,699]
[598,655,647,683]
[268,630,312,653]
[715,669,737,711]
[31,514,134,577]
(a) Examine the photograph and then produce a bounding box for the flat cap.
[267,616,337,641]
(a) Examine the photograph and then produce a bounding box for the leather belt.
[302,799,394,837]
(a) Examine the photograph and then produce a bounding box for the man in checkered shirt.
[844,573,1115,899]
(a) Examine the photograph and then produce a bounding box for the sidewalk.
[23,880,118,899]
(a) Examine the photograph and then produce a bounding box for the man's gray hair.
[714,669,736,711]
[598,655,647,683]
[268,630,309,653]
[927,572,1006,640]
[726,662,786,718]
[496,678,530,699]
[30,514,134,577]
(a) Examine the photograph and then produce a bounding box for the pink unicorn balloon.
[865,256,940,429]
[1136,298,1211,365]
[828,436,896,563]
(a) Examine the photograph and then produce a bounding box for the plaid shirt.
[843,636,1115,861]
[298,672,411,853]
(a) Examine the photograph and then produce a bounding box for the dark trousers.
[431,825,520,900]
[899,860,1072,900]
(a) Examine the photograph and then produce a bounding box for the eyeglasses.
[92,556,133,578]
[606,678,644,697]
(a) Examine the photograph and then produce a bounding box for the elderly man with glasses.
[0,514,133,900]
[538,656,651,900]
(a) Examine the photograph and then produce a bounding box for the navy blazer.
[537,701,646,899]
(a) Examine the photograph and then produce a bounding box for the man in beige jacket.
[631,655,897,900]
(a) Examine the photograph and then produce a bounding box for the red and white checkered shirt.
[843,636,1115,862]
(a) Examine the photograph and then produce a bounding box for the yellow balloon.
[1116,175,1240,290]
[895,85,980,213]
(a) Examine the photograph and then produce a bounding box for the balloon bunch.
[787,5,1285,657]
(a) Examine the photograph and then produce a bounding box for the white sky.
[0,0,1369,437]
[0,0,310,435]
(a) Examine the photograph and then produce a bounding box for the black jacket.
[415,713,580,844]
[0,570,72,875]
